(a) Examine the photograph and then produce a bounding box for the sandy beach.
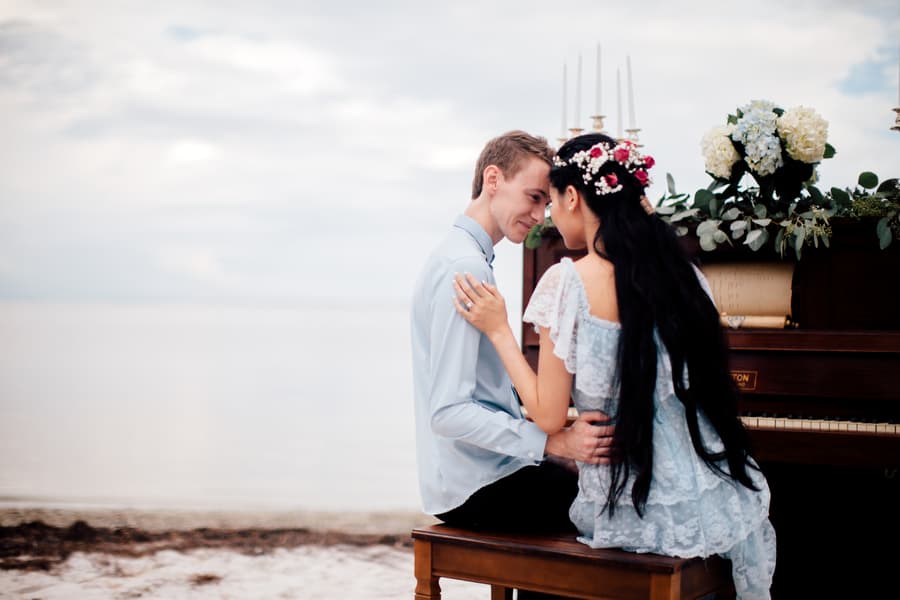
[0,507,486,599]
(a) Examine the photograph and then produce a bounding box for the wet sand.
[0,507,486,599]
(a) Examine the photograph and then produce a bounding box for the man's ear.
[484,165,502,194]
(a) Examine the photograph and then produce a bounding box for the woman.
[453,133,776,599]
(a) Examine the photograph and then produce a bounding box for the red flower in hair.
[590,146,603,158]
[605,173,618,187]
[634,170,649,185]
[613,147,630,162]
[644,156,656,169]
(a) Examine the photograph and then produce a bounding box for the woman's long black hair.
[551,133,759,517]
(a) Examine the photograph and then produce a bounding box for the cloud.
[167,138,222,163]
[839,45,899,96]
[184,34,342,96]
[154,245,230,287]
[0,20,98,95]
[0,1,898,304]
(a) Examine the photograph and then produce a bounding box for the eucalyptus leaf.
[666,172,676,195]
[753,204,768,218]
[713,230,728,243]
[808,185,824,205]
[670,208,699,222]
[732,228,745,240]
[823,143,836,159]
[709,197,719,218]
[830,187,851,207]
[699,233,718,251]
[793,226,806,253]
[744,228,769,251]
[675,226,689,237]
[752,218,772,226]
[721,207,742,221]
[858,171,878,190]
[774,227,785,257]
[730,220,748,231]
[694,188,715,211]
[696,220,721,236]
[655,205,676,215]
[876,178,899,194]
[877,217,893,249]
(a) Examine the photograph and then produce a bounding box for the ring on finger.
[465,301,474,310]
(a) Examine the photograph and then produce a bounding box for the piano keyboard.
[739,416,900,435]
[561,407,899,436]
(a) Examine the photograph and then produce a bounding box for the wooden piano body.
[521,227,900,597]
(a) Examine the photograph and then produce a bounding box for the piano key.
[739,416,900,436]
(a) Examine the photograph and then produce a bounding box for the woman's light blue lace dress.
[523,258,776,600]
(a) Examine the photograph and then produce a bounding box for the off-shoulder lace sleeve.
[522,260,584,374]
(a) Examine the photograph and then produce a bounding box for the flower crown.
[552,140,655,196]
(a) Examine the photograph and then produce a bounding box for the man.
[410,131,613,560]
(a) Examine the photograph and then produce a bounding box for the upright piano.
[521,225,900,597]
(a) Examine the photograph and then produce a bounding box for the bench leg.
[414,577,440,600]
[414,538,441,599]
[490,585,513,600]
[649,572,680,600]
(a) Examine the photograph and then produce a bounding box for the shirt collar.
[453,215,495,266]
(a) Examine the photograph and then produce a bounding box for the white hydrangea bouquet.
[659,99,836,259]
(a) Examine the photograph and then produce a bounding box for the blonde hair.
[471,130,554,199]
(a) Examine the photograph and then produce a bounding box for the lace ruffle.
[523,259,621,399]
[570,495,776,600]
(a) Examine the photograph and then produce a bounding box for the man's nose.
[531,203,546,223]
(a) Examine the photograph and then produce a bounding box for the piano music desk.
[412,524,734,599]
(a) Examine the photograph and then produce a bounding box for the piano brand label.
[731,370,758,391]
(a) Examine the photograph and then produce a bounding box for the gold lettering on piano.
[730,370,758,391]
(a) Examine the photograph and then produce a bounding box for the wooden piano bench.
[412,524,735,600]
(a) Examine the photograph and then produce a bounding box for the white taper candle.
[626,55,636,129]
[561,63,567,138]
[575,53,582,129]
[616,68,623,139]
[595,44,602,115]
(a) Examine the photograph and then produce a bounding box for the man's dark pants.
[436,460,580,600]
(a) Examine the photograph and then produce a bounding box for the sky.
[1,0,899,318]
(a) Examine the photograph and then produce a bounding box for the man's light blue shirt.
[410,215,547,515]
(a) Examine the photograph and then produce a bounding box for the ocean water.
[0,302,420,512]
